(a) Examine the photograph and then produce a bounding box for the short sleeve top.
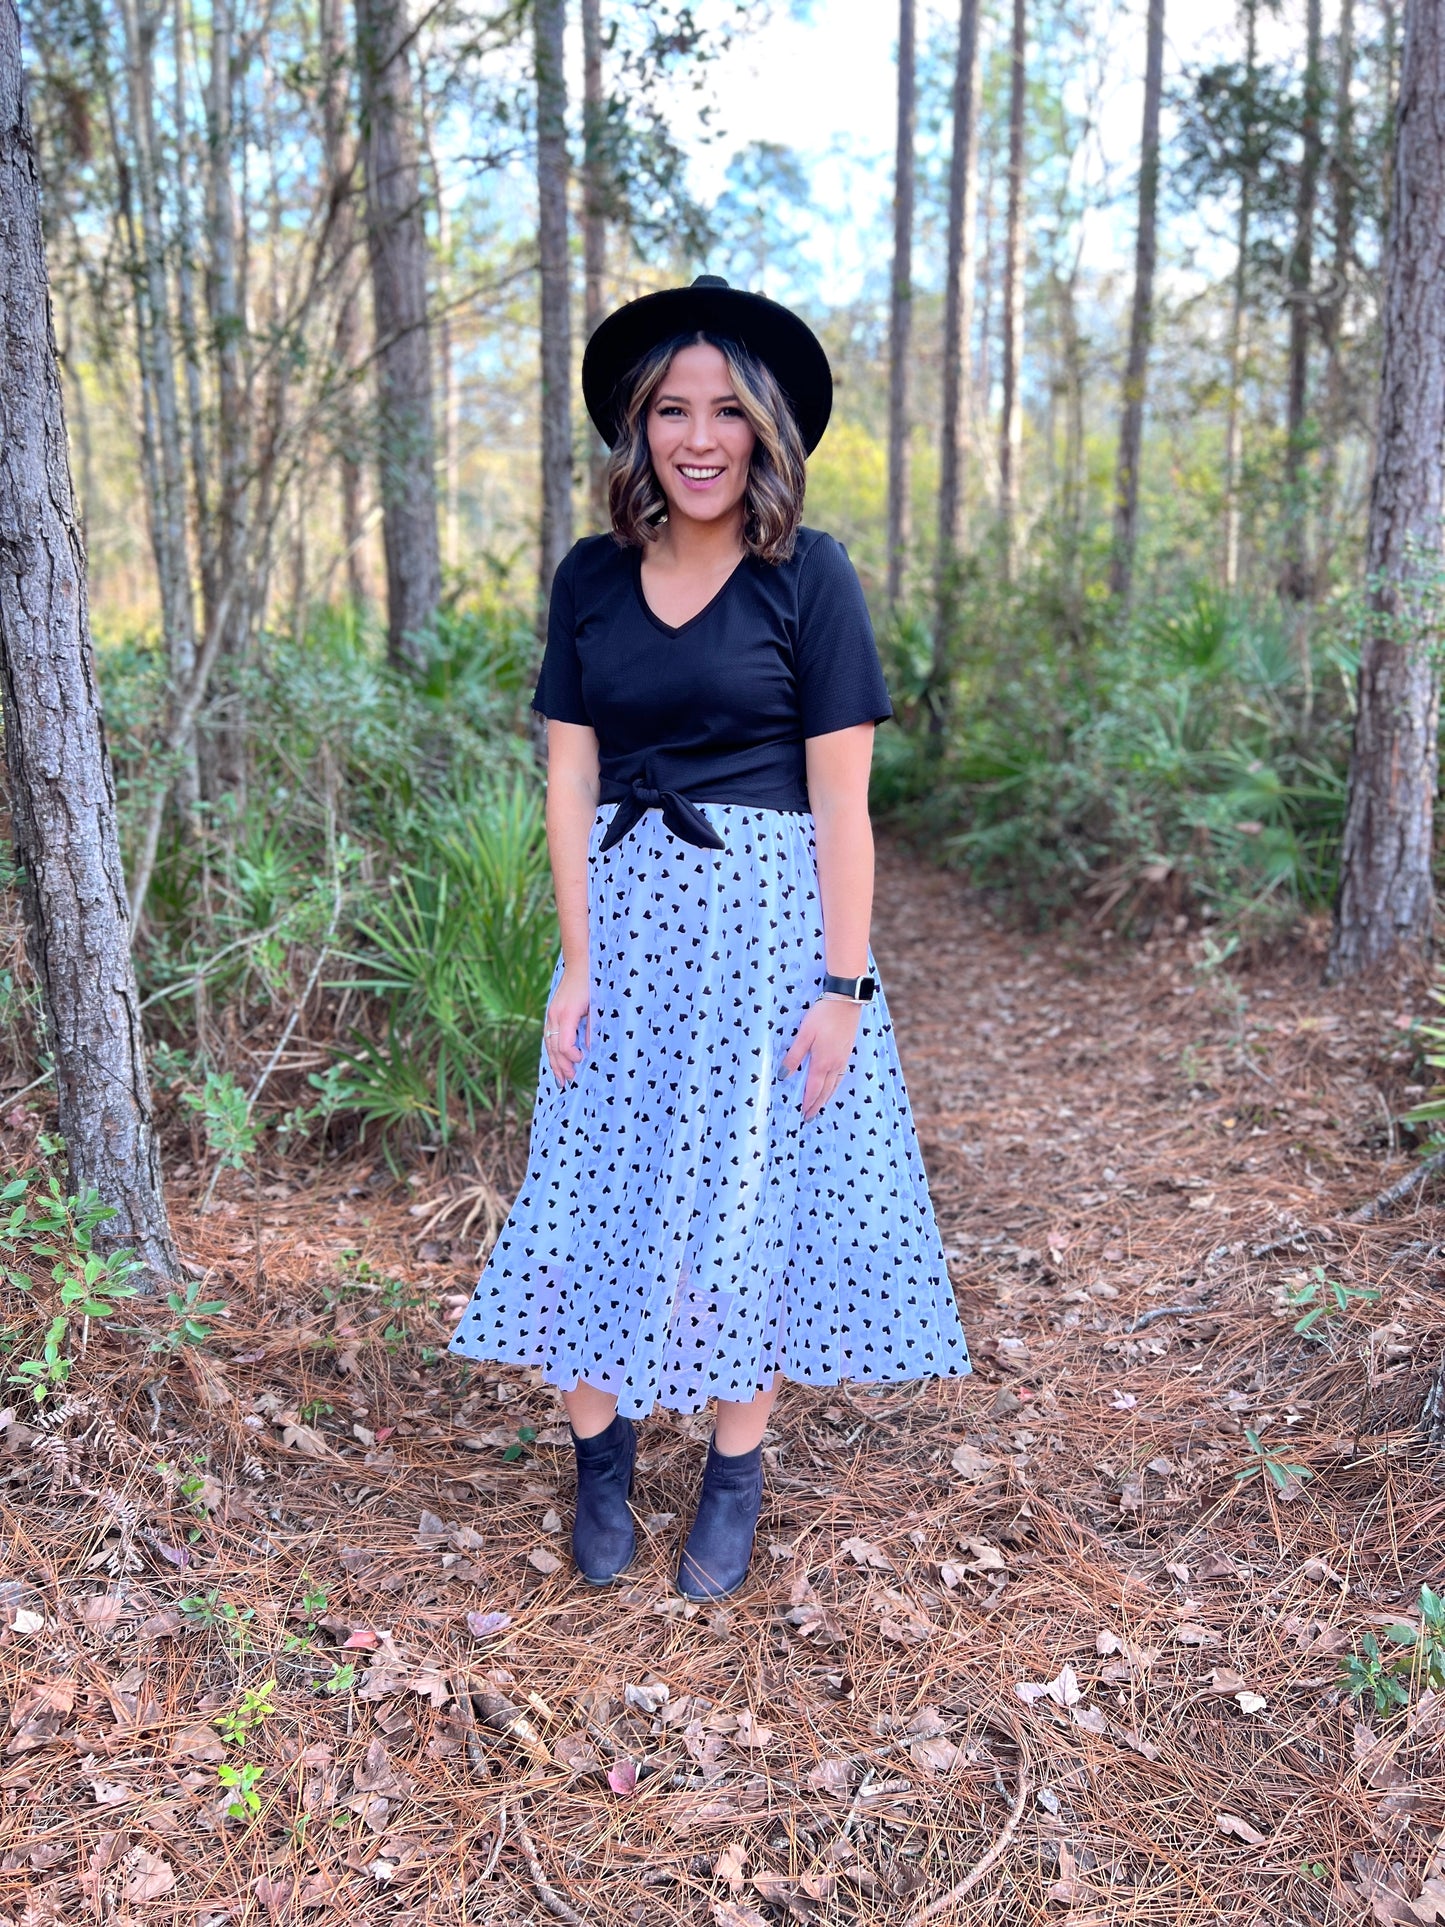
[532,526,892,814]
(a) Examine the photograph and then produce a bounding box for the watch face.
[860,977,876,1000]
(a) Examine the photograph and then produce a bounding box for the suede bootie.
[676,1438,764,1601]
[570,1415,636,1585]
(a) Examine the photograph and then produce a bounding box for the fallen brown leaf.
[1215,1812,1269,1847]
[123,1847,176,1902]
[713,1902,767,1927]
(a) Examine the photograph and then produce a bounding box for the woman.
[450,276,971,1601]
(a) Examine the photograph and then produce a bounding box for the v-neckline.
[633,547,751,637]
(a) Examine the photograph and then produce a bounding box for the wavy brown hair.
[606,331,808,564]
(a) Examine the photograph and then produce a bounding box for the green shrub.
[883,577,1353,929]
[96,603,554,1135]
[335,773,557,1143]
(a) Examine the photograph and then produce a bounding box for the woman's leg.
[712,1374,782,1453]
[677,1377,780,1600]
[563,1379,620,1438]
[563,1380,634,1584]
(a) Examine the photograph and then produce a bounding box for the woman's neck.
[650,506,746,571]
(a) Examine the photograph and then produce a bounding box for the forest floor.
[2,839,1445,1927]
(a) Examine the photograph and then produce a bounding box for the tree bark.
[1108,0,1165,603]
[975,138,997,501]
[320,0,370,611]
[172,0,212,619]
[929,0,981,731]
[0,0,179,1277]
[356,0,441,673]
[1327,0,1445,980]
[581,0,609,534]
[886,0,915,613]
[117,0,200,807]
[1318,0,1356,572]
[999,0,1026,581]
[1055,248,1085,600]
[535,0,572,621]
[201,0,251,804]
[1282,0,1324,602]
[416,80,459,576]
[1223,0,1259,590]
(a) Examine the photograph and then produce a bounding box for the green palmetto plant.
[336,775,557,1143]
[1402,981,1445,1140]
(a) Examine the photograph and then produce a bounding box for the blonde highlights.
[605,331,808,564]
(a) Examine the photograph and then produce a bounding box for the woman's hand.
[545,964,591,1087]
[783,998,862,1119]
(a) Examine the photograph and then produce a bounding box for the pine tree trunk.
[118,0,200,809]
[582,0,609,534]
[1222,1,1258,592]
[1057,255,1085,599]
[886,0,916,613]
[999,0,1027,581]
[319,0,369,611]
[1318,0,1356,573]
[417,86,459,576]
[975,140,997,500]
[1327,0,1445,981]
[929,0,981,731]
[356,0,441,674]
[172,0,212,622]
[202,0,251,805]
[0,1,179,1278]
[1282,0,1324,603]
[535,0,573,619]
[1108,0,1165,603]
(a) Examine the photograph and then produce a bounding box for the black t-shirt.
[532,527,892,820]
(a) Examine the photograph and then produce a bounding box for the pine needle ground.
[1,841,1442,1926]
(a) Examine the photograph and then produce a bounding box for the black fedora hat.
[581,275,833,456]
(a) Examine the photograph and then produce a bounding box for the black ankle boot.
[570,1414,636,1585]
[676,1438,763,1601]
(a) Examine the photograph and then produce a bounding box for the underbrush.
[95,600,555,1166]
[874,577,1355,935]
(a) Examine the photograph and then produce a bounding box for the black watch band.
[821,972,876,1003]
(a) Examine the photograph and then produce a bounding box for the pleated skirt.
[447,801,972,1418]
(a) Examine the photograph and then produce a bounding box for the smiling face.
[645,340,757,536]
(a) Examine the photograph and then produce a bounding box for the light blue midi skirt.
[448,801,971,1418]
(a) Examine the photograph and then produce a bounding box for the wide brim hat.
[581,275,833,456]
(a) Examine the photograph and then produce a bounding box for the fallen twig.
[478,1801,508,1884]
[1205,1221,1329,1268]
[905,1749,1032,1922]
[1128,1303,1205,1332]
[514,1815,586,1926]
[1199,1144,1445,1272]
[1348,1142,1445,1223]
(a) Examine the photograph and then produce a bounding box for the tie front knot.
[599,778,728,856]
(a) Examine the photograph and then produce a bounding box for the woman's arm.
[543,720,601,1086]
[781,723,876,1118]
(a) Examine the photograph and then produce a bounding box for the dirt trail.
[2,840,1443,1926]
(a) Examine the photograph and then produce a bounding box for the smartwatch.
[821,972,876,1003]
